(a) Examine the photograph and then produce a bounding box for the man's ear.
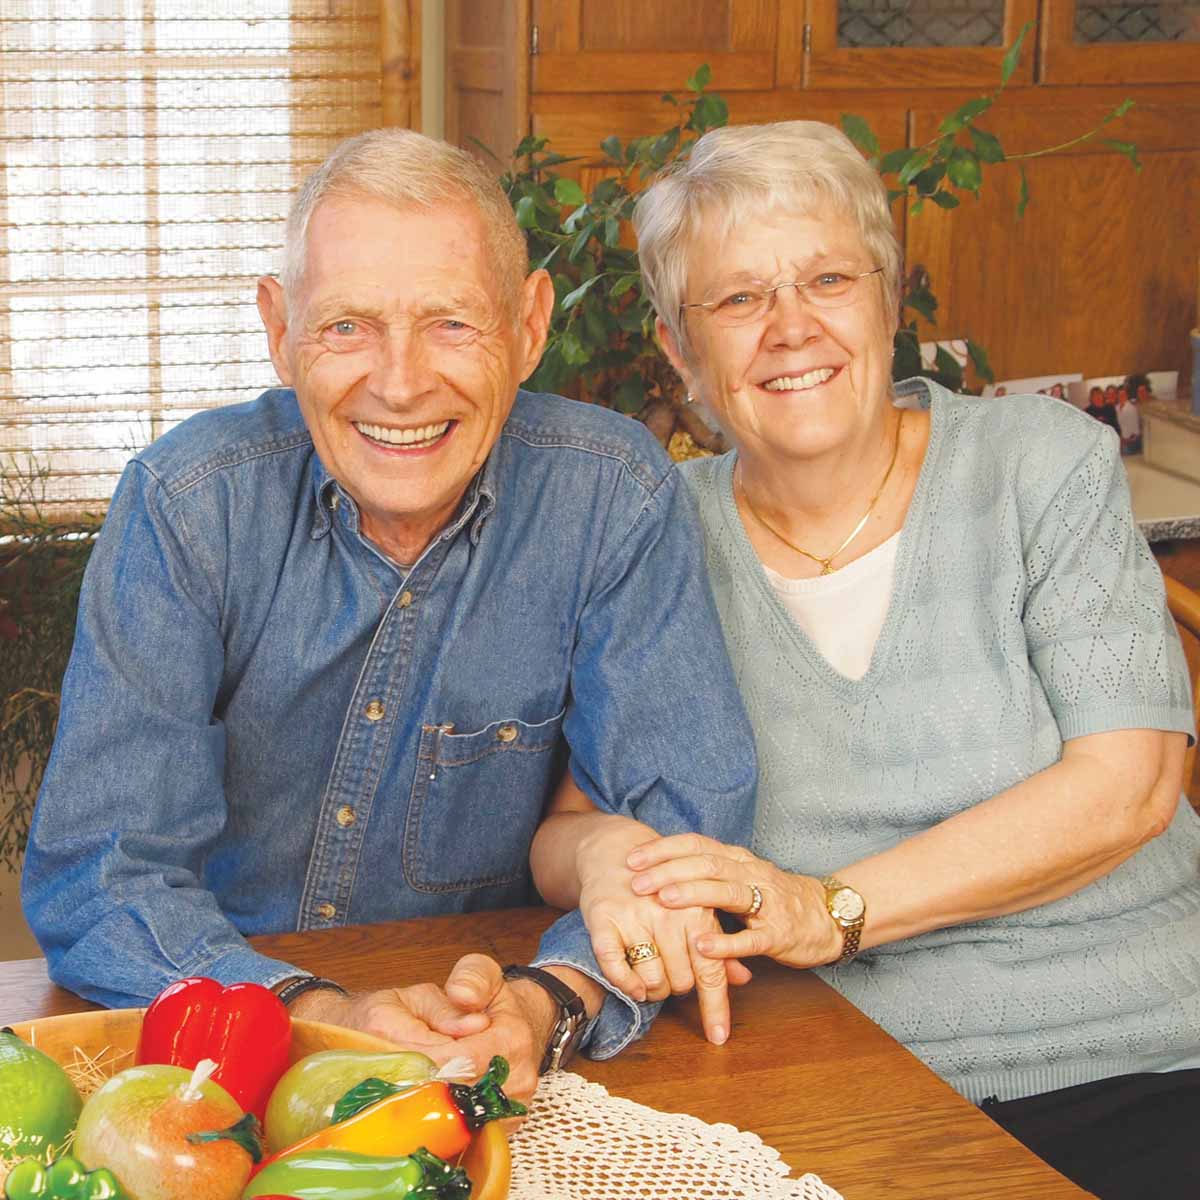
[256,276,294,387]
[515,269,555,381]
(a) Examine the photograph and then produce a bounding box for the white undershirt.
[760,531,901,680]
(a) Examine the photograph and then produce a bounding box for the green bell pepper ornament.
[4,1154,128,1200]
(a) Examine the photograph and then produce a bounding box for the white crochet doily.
[506,1070,844,1200]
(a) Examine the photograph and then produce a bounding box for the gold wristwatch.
[820,876,866,961]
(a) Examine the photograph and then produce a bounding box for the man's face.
[259,196,549,560]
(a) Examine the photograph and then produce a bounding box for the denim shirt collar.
[308,438,499,547]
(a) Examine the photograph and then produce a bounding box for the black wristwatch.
[502,964,589,1074]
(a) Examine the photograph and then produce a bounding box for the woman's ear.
[656,317,697,396]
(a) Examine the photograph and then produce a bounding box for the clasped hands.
[288,953,568,1103]
[582,828,844,1044]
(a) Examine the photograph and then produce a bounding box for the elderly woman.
[580,120,1200,1199]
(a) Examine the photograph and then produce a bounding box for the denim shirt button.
[335,804,357,828]
[364,699,385,721]
[398,590,414,608]
[496,723,519,743]
[316,901,337,920]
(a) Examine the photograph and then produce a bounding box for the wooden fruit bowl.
[8,1008,510,1200]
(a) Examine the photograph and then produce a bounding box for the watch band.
[273,975,348,1008]
[502,964,588,1074]
[820,876,866,962]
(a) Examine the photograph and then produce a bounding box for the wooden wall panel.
[444,0,528,163]
[381,0,421,129]
[906,94,1200,384]
[530,0,781,92]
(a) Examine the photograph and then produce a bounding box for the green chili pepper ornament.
[4,1154,128,1200]
[242,1147,471,1200]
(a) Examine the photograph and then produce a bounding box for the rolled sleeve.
[531,907,662,1059]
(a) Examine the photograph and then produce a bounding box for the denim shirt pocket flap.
[404,708,566,893]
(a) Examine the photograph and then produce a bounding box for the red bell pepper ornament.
[135,977,292,1122]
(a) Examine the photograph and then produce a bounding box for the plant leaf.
[898,150,931,187]
[904,288,938,324]
[611,273,640,299]
[689,94,728,132]
[600,135,623,163]
[561,275,603,311]
[554,177,586,207]
[1101,138,1142,172]
[614,376,646,414]
[686,63,712,93]
[934,344,964,389]
[938,96,993,136]
[913,162,946,195]
[1016,164,1030,219]
[968,127,1005,164]
[514,195,537,229]
[1001,22,1032,85]
[946,147,982,192]
[929,190,960,208]
[966,337,995,384]
[880,147,921,175]
[840,113,880,158]
[603,216,620,246]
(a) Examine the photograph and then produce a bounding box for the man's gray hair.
[282,128,527,312]
[633,120,903,355]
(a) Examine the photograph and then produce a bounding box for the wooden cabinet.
[530,0,782,92]
[443,1,1200,389]
[1040,0,1200,83]
[803,0,1038,88]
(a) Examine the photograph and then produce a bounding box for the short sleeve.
[1022,425,1195,743]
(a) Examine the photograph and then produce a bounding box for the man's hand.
[287,954,604,1103]
[287,976,491,1050]
[440,954,605,1102]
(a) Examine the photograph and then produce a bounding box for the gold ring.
[624,941,660,966]
[745,884,763,919]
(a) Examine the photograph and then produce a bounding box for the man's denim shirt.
[23,388,756,1058]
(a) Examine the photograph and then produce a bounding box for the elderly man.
[22,130,756,1094]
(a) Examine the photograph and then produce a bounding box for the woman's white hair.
[282,128,527,314]
[633,120,903,355]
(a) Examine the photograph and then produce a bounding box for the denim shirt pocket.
[403,708,566,892]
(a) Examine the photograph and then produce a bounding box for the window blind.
[0,0,382,520]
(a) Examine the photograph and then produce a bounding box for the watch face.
[832,887,865,921]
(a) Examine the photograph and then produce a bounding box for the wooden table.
[0,907,1090,1200]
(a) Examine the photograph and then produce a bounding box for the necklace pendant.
[819,561,835,575]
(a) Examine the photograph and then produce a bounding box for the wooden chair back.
[1164,575,1200,811]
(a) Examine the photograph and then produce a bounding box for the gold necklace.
[737,412,904,576]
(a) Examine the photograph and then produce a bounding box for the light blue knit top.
[680,379,1200,1103]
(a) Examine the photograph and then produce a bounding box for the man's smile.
[353,419,455,451]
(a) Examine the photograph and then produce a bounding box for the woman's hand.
[574,817,751,1045]
[627,833,843,970]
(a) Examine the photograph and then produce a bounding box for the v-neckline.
[716,382,942,693]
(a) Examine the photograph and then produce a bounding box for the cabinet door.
[1040,0,1200,83]
[802,0,1038,88]
[530,0,782,92]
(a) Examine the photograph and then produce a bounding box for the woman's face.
[1105,384,1117,403]
[659,206,895,466]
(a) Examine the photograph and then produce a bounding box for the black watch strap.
[502,964,588,1074]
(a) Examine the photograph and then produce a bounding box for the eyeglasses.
[680,267,884,327]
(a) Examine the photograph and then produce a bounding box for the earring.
[684,393,696,406]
